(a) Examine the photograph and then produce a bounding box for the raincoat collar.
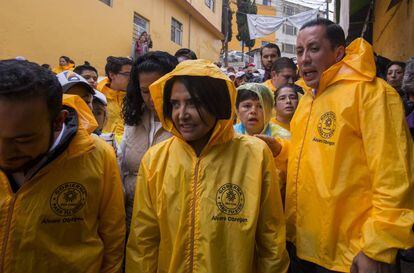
[149,60,236,155]
[297,38,376,96]
[234,123,273,136]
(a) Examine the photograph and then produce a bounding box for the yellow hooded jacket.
[126,60,289,273]
[52,64,74,74]
[98,79,126,142]
[0,95,125,273]
[277,38,414,271]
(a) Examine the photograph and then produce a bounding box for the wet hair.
[386,61,406,72]
[163,76,232,122]
[174,48,198,60]
[275,83,298,99]
[0,59,62,120]
[260,43,281,58]
[235,89,259,108]
[104,56,133,80]
[74,62,98,75]
[271,57,297,73]
[122,51,178,126]
[59,56,70,63]
[300,18,346,49]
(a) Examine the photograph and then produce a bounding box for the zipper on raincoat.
[189,159,200,273]
[294,100,314,225]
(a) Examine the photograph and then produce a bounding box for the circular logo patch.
[317,111,336,139]
[50,183,87,216]
[216,183,245,215]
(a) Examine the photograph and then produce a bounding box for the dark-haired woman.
[97,56,133,141]
[120,51,177,229]
[126,60,289,273]
[52,55,73,74]
[135,31,153,58]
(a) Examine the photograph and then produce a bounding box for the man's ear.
[108,72,115,81]
[335,45,346,62]
[271,71,277,79]
[52,110,69,132]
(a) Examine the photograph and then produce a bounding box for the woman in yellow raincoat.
[126,59,289,273]
[52,55,74,74]
[234,82,290,139]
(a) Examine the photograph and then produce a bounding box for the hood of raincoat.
[235,83,274,134]
[149,59,236,151]
[297,38,376,94]
[63,94,98,134]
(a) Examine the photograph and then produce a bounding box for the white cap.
[56,71,95,95]
[228,72,236,78]
[93,90,107,106]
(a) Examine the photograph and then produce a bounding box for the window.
[171,18,183,45]
[205,0,215,11]
[283,24,297,36]
[282,43,296,54]
[133,13,149,42]
[262,0,272,6]
[283,5,295,16]
[99,0,112,6]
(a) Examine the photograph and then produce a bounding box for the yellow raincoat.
[126,60,289,273]
[52,64,74,74]
[263,79,276,93]
[277,38,414,271]
[0,95,125,273]
[98,80,125,142]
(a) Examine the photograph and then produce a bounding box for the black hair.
[163,76,231,122]
[174,48,198,60]
[74,62,98,75]
[0,59,62,120]
[260,43,281,58]
[41,64,51,70]
[59,56,70,63]
[235,89,259,108]
[271,57,297,73]
[300,18,346,49]
[275,83,298,99]
[122,51,178,126]
[104,56,133,80]
[386,61,406,72]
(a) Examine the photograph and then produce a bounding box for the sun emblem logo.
[50,183,87,216]
[317,111,336,139]
[216,183,245,215]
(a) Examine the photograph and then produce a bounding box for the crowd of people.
[0,18,413,273]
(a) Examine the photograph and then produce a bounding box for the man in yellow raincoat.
[259,18,414,273]
[126,60,289,273]
[0,60,125,273]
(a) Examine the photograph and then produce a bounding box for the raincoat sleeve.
[256,147,290,273]
[126,157,160,273]
[99,143,126,273]
[274,137,290,174]
[359,82,414,263]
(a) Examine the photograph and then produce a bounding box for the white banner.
[339,0,350,38]
[247,9,319,39]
